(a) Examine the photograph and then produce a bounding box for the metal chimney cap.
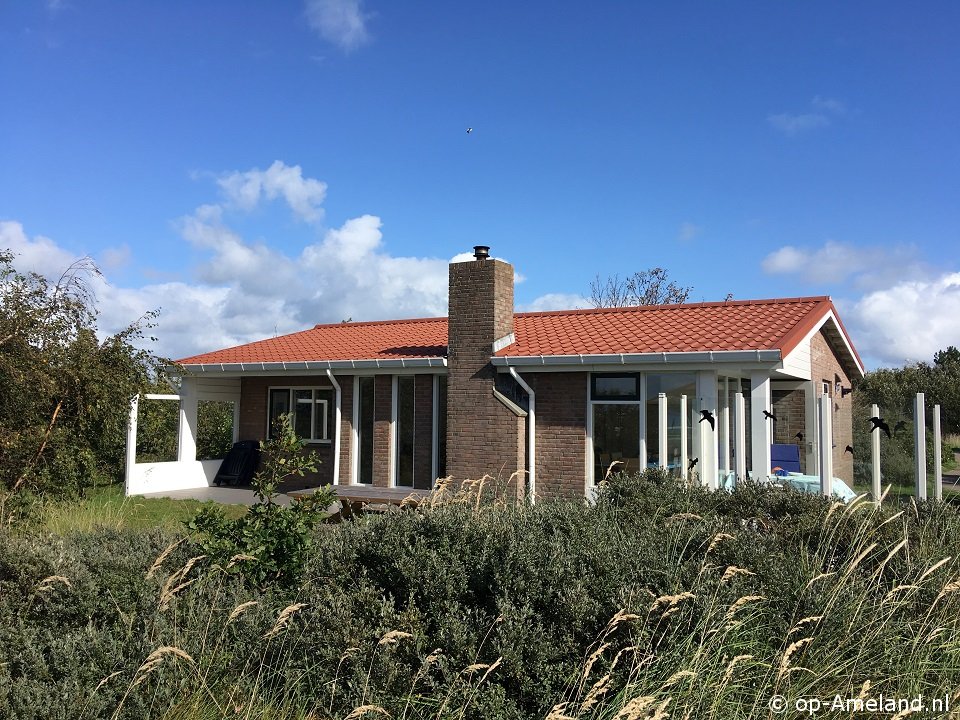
[473,245,490,260]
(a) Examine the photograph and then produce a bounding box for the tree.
[589,267,693,308]
[0,250,164,497]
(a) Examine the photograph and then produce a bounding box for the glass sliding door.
[592,403,641,478]
[357,377,375,485]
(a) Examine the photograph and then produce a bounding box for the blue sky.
[1,1,958,368]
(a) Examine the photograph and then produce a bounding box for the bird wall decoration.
[699,410,715,430]
[868,416,892,438]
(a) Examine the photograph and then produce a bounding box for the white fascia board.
[784,309,865,380]
[491,349,781,370]
[176,357,448,375]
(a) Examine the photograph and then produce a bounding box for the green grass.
[39,482,247,534]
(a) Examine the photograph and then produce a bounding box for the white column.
[326,369,342,486]
[638,375,648,470]
[915,392,927,500]
[698,371,718,489]
[658,392,668,470]
[818,394,833,496]
[734,392,746,480]
[720,378,731,473]
[750,371,772,480]
[176,377,198,462]
[125,394,139,494]
[870,403,882,502]
[934,404,943,502]
[680,394,688,480]
[804,380,819,474]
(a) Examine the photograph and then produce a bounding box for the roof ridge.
[313,316,446,330]
[514,296,832,319]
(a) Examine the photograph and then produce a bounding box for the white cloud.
[767,112,830,136]
[99,244,131,270]
[761,240,927,288]
[848,272,960,366]
[518,293,590,313]
[677,221,701,242]
[305,0,371,52]
[0,220,78,278]
[768,95,848,136]
[217,161,327,223]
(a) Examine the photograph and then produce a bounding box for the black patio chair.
[213,440,261,486]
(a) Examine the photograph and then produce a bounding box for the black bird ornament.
[699,410,715,430]
[763,410,776,421]
[893,420,907,435]
[868,416,892,438]
[844,445,854,455]
[794,432,804,442]
[688,457,699,472]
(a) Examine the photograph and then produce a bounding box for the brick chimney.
[445,247,524,482]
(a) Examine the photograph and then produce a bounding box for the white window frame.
[267,386,332,443]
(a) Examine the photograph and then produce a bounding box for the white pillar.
[818,394,833,496]
[680,394,688,480]
[326,369,342,486]
[804,380,819,474]
[176,377,198,462]
[914,392,927,500]
[934,404,942,502]
[720,378,731,473]
[125,394,139,494]
[698,371,718,490]
[734,392,746,480]
[658,392,668,470]
[750,371,772,480]
[870,403,882,502]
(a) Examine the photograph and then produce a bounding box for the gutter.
[175,357,448,374]
[326,369,341,486]
[508,367,536,504]
[491,349,781,367]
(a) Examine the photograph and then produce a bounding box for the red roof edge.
[513,295,833,319]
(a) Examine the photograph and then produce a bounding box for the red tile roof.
[177,296,857,368]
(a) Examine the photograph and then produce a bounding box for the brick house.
[126,247,864,498]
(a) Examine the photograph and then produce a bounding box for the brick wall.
[373,375,392,487]
[337,375,353,485]
[238,375,337,488]
[811,330,854,483]
[446,257,524,483]
[526,372,587,499]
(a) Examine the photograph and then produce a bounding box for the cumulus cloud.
[761,240,927,288]
[217,161,327,222]
[305,0,371,51]
[848,272,960,366]
[768,96,847,136]
[518,293,590,313]
[0,220,78,278]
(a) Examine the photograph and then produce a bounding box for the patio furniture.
[213,440,261,487]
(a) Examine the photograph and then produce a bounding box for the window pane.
[358,377,375,484]
[647,373,696,472]
[437,376,447,478]
[396,377,415,487]
[269,389,290,438]
[592,404,640,479]
[294,389,313,439]
[315,389,334,440]
[592,374,639,400]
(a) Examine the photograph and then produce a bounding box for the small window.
[591,374,640,401]
[821,380,830,397]
[268,387,332,442]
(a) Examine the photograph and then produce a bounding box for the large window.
[357,377,375,485]
[646,373,696,471]
[268,388,332,442]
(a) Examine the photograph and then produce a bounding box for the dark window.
[436,376,447,478]
[592,404,640,477]
[269,388,331,441]
[269,388,290,436]
[591,373,640,401]
[396,376,415,487]
[358,377,375,485]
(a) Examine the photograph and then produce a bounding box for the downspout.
[508,367,536,503]
[326,369,341,486]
